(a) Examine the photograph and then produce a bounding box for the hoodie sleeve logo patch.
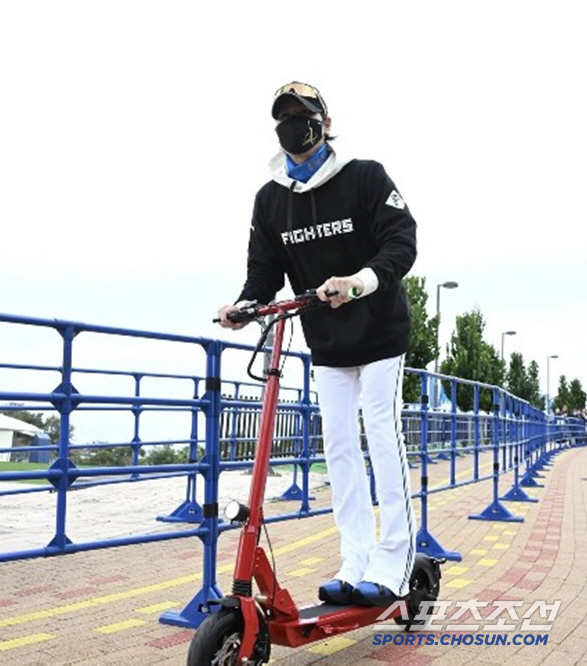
[281,218,353,245]
[386,190,406,210]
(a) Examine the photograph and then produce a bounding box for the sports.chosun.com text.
[372,633,548,647]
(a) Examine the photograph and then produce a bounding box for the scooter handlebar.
[213,289,338,324]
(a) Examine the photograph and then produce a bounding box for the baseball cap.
[272,81,328,119]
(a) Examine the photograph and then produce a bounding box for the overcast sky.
[1,1,585,442]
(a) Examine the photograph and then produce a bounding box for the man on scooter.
[217,81,417,608]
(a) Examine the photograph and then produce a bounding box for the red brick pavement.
[0,446,586,665]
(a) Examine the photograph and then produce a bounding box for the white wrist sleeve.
[351,268,379,297]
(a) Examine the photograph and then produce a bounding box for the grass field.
[0,461,51,485]
[0,461,47,471]
[270,462,327,474]
[0,460,329,486]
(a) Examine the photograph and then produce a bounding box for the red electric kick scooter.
[188,291,442,664]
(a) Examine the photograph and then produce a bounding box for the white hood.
[268,142,354,193]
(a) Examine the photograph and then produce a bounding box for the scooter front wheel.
[187,608,270,665]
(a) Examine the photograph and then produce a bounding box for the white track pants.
[313,356,416,596]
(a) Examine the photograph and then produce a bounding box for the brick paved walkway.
[1,445,586,665]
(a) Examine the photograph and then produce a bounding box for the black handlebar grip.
[227,309,256,323]
[211,313,252,324]
[212,308,257,324]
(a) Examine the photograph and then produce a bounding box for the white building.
[0,414,42,462]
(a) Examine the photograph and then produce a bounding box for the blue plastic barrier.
[1,310,585,630]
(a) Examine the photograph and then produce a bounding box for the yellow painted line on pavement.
[309,636,356,656]
[300,557,324,566]
[444,565,470,576]
[272,526,339,555]
[470,549,488,555]
[0,633,55,651]
[492,543,510,550]
[477,559,498,567]
[0,524,339,629]
[483,535,499,542]
[430,458,494,491]
[444,578,472,589]
[287,567,316,577]
[95,618,146,634]
[135,601,180,614]
[0,573,199,629]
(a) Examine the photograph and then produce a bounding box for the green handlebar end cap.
[348,286,361,299]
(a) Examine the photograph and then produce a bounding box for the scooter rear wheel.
[187,608,270,665]
[394,554,440,632]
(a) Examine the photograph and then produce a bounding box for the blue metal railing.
[1,311,585,629]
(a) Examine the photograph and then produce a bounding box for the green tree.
[403,275,439,402]
[507,352,527,398]
[483,345,506,395]
[568,378,586,413]
[552,376,570,414]
[440,309,505,412]
[507,353,542,408]
[142,444,190,465]
[84,444,140,467]
[526,360,543,409]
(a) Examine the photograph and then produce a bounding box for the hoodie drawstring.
[310,190,318,227]
[287,182,319,232]
[287,181,296,232]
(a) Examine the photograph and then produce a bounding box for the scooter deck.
[297,601,387,622]
[270,602,388,648]
[298,602,356,619]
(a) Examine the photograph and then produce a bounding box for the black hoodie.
[238,147,417,367]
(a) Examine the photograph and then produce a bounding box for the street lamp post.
[501,330,517,360]
[433,281,459,407]
[546,354,559,415]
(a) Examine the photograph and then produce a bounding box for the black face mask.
[276,116,323,155]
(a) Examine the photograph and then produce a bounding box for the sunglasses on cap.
[272,81,327,118]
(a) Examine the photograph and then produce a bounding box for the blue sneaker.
[318,579,354,605]
[352,581,403,607]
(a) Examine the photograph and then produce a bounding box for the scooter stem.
[232,314,287,584]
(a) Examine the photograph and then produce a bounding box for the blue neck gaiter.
[285,143,331,183]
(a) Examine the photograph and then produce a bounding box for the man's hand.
[216,304,250,330]
[316,276,364,309]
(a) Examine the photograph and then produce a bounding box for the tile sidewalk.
[1,445,586,665]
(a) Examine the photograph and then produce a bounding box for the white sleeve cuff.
[351,268,379,297]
